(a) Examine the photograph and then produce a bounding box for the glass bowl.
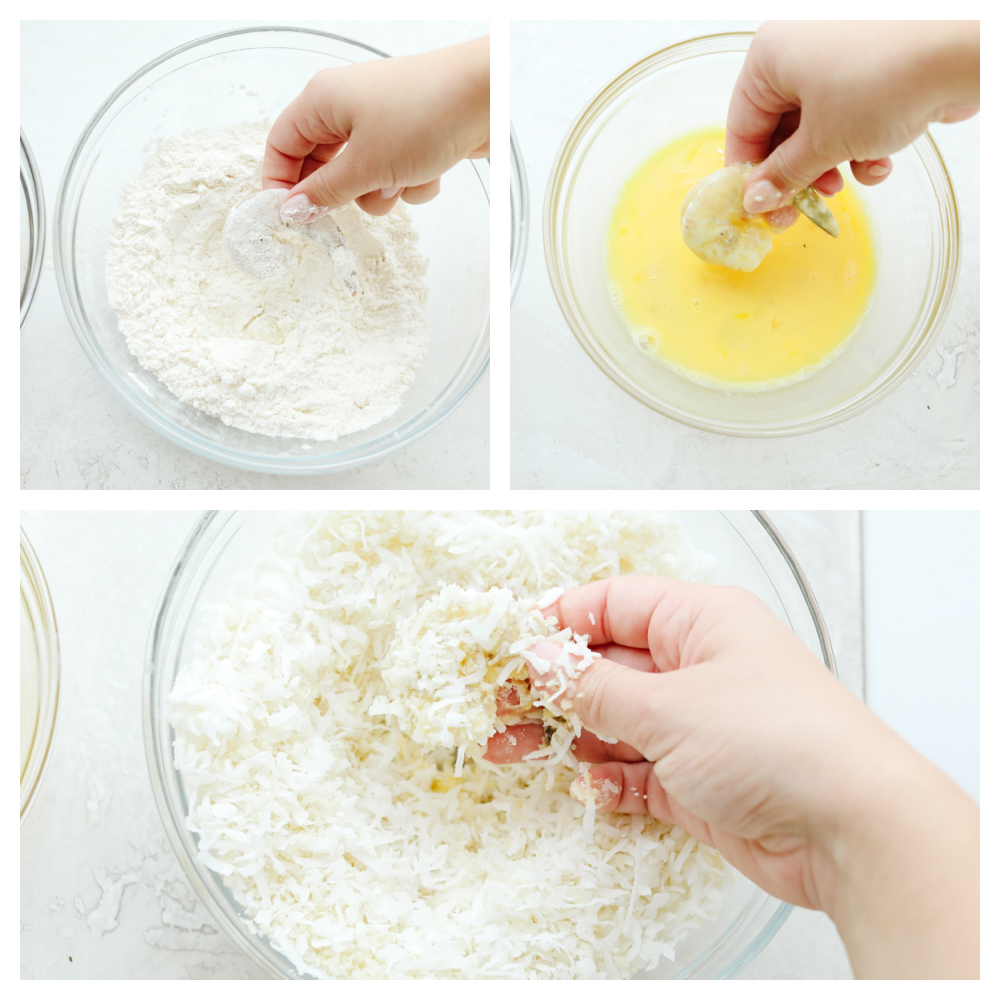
[54,27,490,474]
[144,510,834,979]
[544,32,960,437]
[510,125,529,302]
[21,527,60,823]
[21,130,46,328]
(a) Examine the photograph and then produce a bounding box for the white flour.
[222,189,360,295]
[106,123,428,441]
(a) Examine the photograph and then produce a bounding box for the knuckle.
[578,663,616,730]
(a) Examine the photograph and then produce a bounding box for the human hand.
[262,36,489,220]
[498,576,979,978]
[727,20,980,220]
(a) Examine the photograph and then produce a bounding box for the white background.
[20,20,490,490]
[19,510,980,980]
[510,20,980,489]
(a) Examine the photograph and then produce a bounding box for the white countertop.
[511,20,979,490]
[20,20,489,490]
[21,510,869,980]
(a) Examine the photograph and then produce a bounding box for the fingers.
[742,127,837,214]
[761,165,841,231]
[571,764,718,846]
[481,721,644,766]
[540,575,700,670]
[263,93,347,190]
[294,145,382,214]
[570,762,670,818]
[764,205,800,233]
[482,723,544,764]
[572,729,646,764]
[354,186,403,217]
[354,178,441,216]
[525,641,671,756]
[851,157,892,186]
[812,167,844,196]
[401,178,441,205]
[725,74,791,167]
[589,643,655,673]
[295,143,347,183]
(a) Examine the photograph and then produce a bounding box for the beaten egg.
[607,126,877,388]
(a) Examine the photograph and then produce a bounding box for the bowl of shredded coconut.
[144,511,835,979]
[54,28,489,474]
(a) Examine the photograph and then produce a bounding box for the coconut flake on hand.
[371,585,598,764]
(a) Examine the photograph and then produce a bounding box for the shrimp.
[680,164,773,272]
[680,163,839,272]
[223,189,360,294]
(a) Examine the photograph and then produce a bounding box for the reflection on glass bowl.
[21,131,46,328]
[21,528,60,823]
[511,126,529,303]
[144,510,833,979]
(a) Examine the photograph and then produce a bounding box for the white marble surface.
[511,21,979,489]
[21,510,863,980]
[20,20,489,491]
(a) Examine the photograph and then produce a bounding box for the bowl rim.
[20,526,61,824]
[53,25,490,475]
[21,129,46,329]
[143,509,837,979]
[543,30,962,438]
[510,125,529,303]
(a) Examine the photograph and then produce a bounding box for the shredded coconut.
[372,585,596,760]
[106,123,427,440]
[169,511,727,979]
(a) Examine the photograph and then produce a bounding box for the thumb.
[292,143,387,214]
[525,642,668,756]
[743,128,835,214]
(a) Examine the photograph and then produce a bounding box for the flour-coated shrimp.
[223,189,360,294]
[680,163,840,272]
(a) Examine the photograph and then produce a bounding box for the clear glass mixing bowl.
[21,130,46,328]
[544,33,960,437]
[55,27,490,474]
[511,126,529,302]
[21,527,60,823]
[144,510,834,979]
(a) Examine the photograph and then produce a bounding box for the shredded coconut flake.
[169,511,726,979]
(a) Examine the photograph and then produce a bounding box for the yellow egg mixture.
[607,126,877,387]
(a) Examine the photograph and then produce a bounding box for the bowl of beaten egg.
[544,32,960,436]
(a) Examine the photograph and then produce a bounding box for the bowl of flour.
[54,27,490,474]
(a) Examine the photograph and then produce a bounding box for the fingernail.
[569,774,620,809]
[867,164,890,177]
[743,178,784,214]
[380,186,402,199]
[280,192,329,224]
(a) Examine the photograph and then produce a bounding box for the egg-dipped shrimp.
[680,163,840,272]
